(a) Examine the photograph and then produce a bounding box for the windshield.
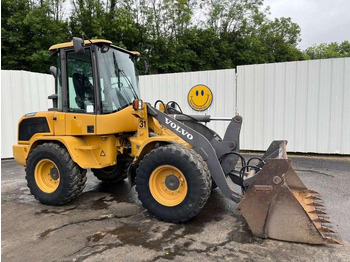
[96,45,140,113]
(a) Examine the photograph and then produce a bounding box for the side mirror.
[50,66,57,78]
[73,37,85,54]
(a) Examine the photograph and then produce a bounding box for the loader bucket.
[237,143,340,244]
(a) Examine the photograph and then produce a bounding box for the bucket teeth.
[308,189,320,194]
[324,232,338,238]
[320,226,337,234]
[313,217,331,224]
[306,195,323,201]
[325,237,343,245]
[308,202,324,207]
[237,156,342,245]
[308,209,327,215]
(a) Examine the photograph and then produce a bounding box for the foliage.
[1,0,347,74]
[2,0,69,73]
[305,41,350,59]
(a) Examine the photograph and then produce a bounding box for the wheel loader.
[13,37,340,245]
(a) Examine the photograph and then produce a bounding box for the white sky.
[264,0,350,49]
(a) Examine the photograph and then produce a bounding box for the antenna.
[82,34,93,45]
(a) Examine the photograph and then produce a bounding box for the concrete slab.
[2,155,350,261]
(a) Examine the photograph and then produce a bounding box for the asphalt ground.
[2,154,350,262]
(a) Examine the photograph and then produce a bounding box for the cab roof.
[48,39,140,56]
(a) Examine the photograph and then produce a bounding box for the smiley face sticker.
[187,84,213,111]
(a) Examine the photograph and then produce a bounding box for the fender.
[127,136,186,186]
[17,135,118,169]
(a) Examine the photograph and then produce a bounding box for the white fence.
[140,69,237,141]
[1,58,349,158]
[237,58,350,154]
[1,70,54,158]
[140,58,350,154]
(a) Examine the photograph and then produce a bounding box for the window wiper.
[112,52,138,99]
[118,68,139,100]
[112,52,121,90]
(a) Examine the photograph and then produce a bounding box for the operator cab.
[48,38,141,114]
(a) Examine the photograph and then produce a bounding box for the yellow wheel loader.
[13,37,340,244]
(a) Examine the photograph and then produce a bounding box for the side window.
[66,49,95,113]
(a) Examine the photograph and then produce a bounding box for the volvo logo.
[164,117,194,140]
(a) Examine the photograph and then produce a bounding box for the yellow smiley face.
[187,84,213,111]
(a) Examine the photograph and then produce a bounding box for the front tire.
[135,144,211,223]
[26,143,87,205]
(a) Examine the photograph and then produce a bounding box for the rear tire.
[135,144,211,223]
[26,143,87,205]
[91,158,131,183]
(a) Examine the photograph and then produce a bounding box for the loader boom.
[147,105,242,202]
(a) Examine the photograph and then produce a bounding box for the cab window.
[66,48,95,113]
[96,45,139,114]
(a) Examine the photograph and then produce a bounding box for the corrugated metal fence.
[237,58,350,154]
[1,70,54,158]
[140,69,237,142]
[1,58,349,158]
[140,58,350,154]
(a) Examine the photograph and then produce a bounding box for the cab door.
[64,47,96,135]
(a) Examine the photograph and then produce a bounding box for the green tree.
[305,41,350,59]
[243,17,306,63]
[69,0,105,37]
[2,0,69,73]
[1,0,317,74]
[206,0,266,35]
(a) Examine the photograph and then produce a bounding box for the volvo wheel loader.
[13,37,340,244]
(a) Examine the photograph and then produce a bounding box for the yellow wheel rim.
[34,159,60,193]
[149,165,188,207]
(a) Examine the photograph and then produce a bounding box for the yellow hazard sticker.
[187,84,213,111]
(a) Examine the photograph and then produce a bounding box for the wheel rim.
[34,159,60,193]
[149,165,188,207]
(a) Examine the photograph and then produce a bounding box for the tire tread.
[135,143,211,223]
[25,143,86,205]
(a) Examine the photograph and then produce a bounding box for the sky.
[263,0,350,50]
